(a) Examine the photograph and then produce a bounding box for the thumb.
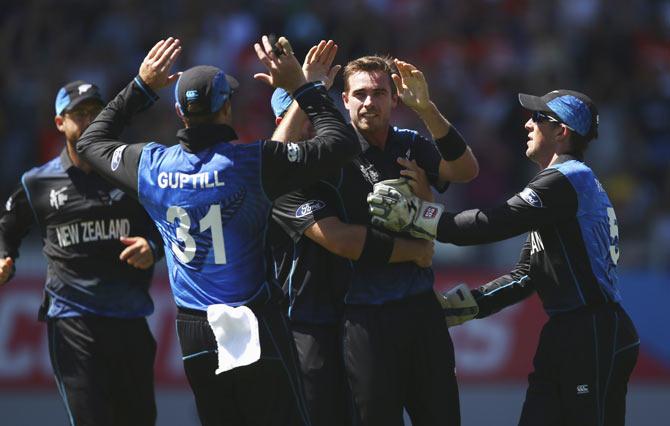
[167,71,182,85]
[253,73,273,86]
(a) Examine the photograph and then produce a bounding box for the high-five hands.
[303,40,341,89]
[392,59,432,113]
[139,37,182,92]
[254,35,308,93]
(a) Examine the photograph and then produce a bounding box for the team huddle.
[0,35,638,426]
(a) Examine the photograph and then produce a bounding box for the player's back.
[138,140,272,310]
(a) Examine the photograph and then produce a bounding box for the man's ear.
[275,116,282,126]
[54,115,65,132]
[342,91,349,109]
[175,103,188,127]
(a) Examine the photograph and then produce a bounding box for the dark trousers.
[47,316,157,426]
[292,323,351,426]
[343,291,460,426]
[519,304,639,426]
[176,286,311,426]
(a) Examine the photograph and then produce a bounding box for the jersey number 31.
[166,205,227,264]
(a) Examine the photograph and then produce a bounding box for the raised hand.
[119,237,155,270]
[139,37,182,92]
[254,35,307,94]
[303,40,341,89]
[392,59,431,113]
[397,157,434,202]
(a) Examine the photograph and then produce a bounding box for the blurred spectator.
[0,0,667,270]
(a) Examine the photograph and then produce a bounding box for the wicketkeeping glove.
[366,178,444,240]
[436,283,479,327]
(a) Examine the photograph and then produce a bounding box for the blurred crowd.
[1,0,668,270]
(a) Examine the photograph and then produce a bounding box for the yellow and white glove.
[367,178,444,240]
[436,284,479,327]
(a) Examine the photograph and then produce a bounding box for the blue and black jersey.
[436,154,622,315]
[0,149,162,318]
[268,181,351,325]
[75,76,359,312]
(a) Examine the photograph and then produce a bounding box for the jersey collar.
[176,124,239,153]
[59,148,75,171]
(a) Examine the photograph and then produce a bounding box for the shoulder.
[22,156,64,183]
[548,159,596,189]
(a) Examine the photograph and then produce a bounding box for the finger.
[146,39,165,60]
[167,71,182,85]
[369,206,387,216]
[157,39,181,66]
[391,74,403,91]
[126,250,148,267]
[320,40,336,65]
[261,35,276,57]
[304,45,318,65]
[153,36,175,62]
[326,65,341,85]
[119,244,140,261]
[254,43,272,66]
[313,40,327,62]
[322,41,338,67]
[253,73,273,85]
[400,169,418,180]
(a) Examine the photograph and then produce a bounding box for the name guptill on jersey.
[157,171,225,189]
[55,218,131,248]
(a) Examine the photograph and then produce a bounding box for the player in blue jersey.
[76,37,359,426]
[0,81,163,426]
[369,90,640,426]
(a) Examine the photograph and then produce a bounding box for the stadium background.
[0,0,668,424]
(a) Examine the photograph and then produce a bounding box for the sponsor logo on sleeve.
[5,196,13,211]
[518,187,543,208]
[287,143,302,163]
[576,384,589,395]
[111,145,127,171]
[423,206,438,218]
[295,200,326,218]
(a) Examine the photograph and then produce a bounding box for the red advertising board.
[0,272,667,389]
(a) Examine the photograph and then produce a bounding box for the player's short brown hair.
[342,55,396,94]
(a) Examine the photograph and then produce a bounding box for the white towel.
[206,304,261,375]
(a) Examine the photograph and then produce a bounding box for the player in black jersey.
[369,90,639,426]
[267,42,434,426]
[0,81,163,426]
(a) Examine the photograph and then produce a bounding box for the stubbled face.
[342,70,397,135]
[524,116,559,167]
[56,100,103,143]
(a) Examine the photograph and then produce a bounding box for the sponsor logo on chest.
[50,186,69,210]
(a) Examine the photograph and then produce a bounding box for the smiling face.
[342,70,397,146]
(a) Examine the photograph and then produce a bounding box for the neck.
[66,141,91,173]
[358,126,389,150]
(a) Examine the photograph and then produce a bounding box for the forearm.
[271,102,308,142]
[415,101,450,140]
[473,240,534,318]
[77,77,157,196]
